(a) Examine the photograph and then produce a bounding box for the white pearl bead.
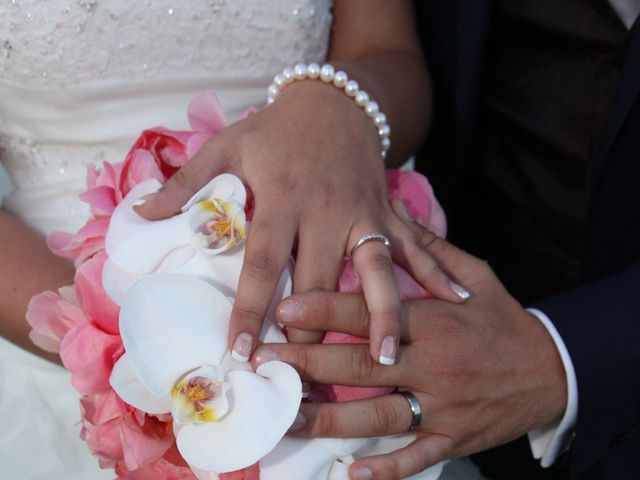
[283,67,296,83]
[268,84,279,98]
[307,63,321,79]
[365,101,379,117]
[378,124,391,138]
[320,64,335,82]
[294,63,307,80]
[345,80,359,97]
[274,73,286,88]
[381,137,391,150]
[374,112,387,128]
[355,91,370,107]
[333,71,348,88]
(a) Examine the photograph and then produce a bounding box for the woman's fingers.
[135,139,228,220]
[287,219,347,344]
[349,435,453,480]
[386,210,470,303]
[228,207,297,361]
[349,224,402,365]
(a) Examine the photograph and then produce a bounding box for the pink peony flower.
[80,391,174,472]
[25,285,86,353]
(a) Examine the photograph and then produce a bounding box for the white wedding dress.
[0,1,483,478]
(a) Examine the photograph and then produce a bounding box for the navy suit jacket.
[415,2,640,479]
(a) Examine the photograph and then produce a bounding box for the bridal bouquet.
[27,92,447,479]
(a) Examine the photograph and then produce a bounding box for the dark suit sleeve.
[533,261,640,477]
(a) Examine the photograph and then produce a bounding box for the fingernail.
[255,348,280,366]
[231,332,254,363]
[450,281,471,300]
[392,199,414,222]
[289,410,307,431]
[352,466,373,480]
[301,382,311,398]
[378,335,397,366]
[278,300,303,323]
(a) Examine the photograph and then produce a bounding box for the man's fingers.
[349,435,453,480]
[277,293,448,343]
[228,209,296,361]
[135,140,228,220]
[287,221,346,344]
[278,292,371,337]
[254,343,404,387]
[290,394,418,438]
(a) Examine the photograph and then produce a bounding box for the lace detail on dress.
[0,0,332,88]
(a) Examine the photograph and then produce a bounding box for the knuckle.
[361,249,393,272]
[351,348,376,382]
[233,303,264,327]
[371,401,402,433]
[311,407,337,437]
[376,457,401,480]
[244,252,281,282]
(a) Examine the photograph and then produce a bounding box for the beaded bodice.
[0,0,332,88]
[0,0,333,235]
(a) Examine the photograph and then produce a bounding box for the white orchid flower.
[260,435,446,480]
[103,174,249,304]
[109,274,302,474]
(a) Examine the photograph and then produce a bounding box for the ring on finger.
[397,390,422,432]
[350,233,392,257]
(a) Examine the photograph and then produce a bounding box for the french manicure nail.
[378,335,397,366]
[255,348,280,366]
[278,300,303,323]
[231,332,254,362]
[301,382,311,398]
[450,281,471,300]
[392,199,414,222]
[353,466,374,480]
[289,411,307,431]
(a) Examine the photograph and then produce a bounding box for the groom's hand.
[255,220,568,480]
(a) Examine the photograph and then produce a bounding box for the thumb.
[135,139,228,220]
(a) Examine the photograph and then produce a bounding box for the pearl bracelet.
[266,63,391,159]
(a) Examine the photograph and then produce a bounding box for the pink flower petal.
[75,251,120,334]
[80,185,117,216]
[26,286,86,353]
[188,91,227,133]
[386,170,447,237]
[60,322,123,395]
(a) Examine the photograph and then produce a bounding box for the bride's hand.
[135,0,467,364]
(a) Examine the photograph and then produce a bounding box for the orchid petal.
[172,248,244,299]
[119,274,230,397]
[110,353,172,414]
[176,361,301,473]
[259,437,367,480]
[106,180,193,273]
[181,174,246,212]
[102,258,146,305]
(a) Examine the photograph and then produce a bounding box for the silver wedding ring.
[350,233,392,257]
[398,390,423,432]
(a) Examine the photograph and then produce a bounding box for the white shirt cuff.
[526,308,578,467]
